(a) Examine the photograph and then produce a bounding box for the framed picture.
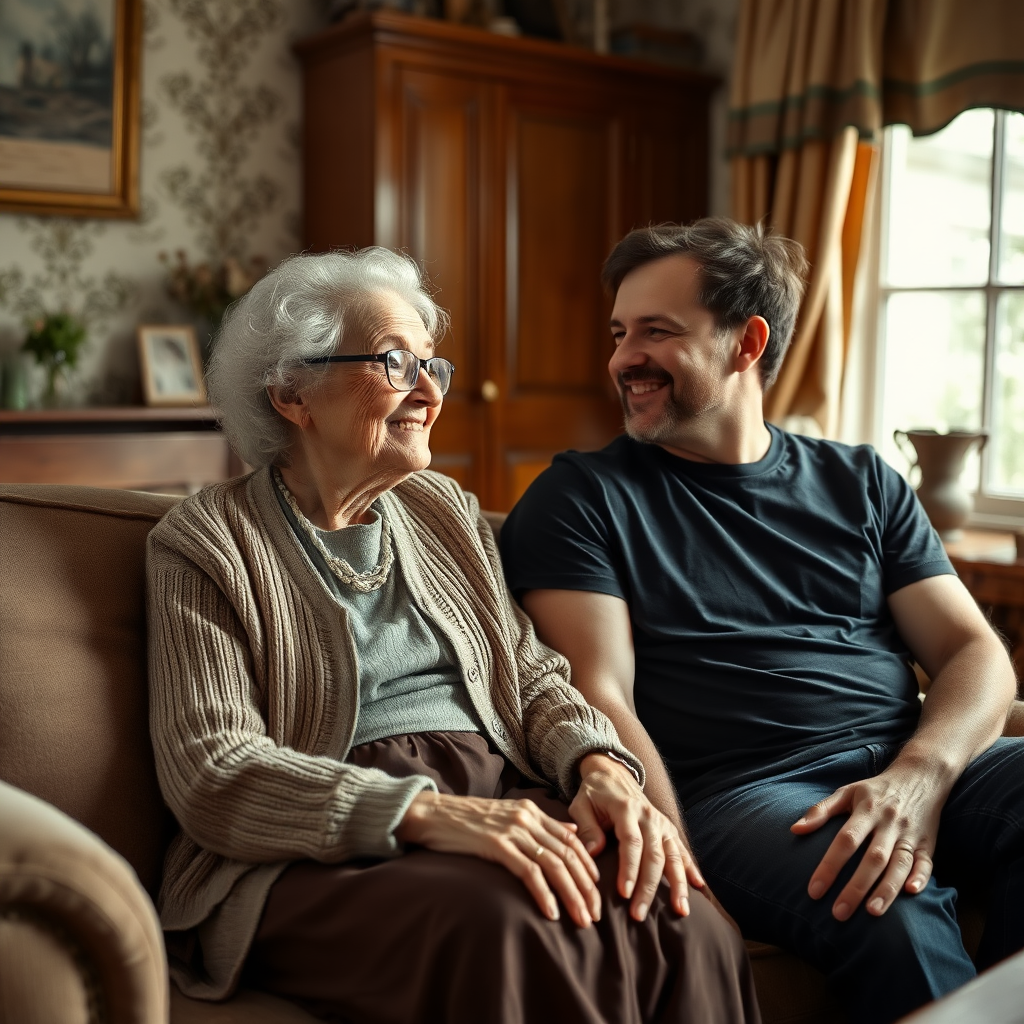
[0,0,142,218]
[138,325,207,407]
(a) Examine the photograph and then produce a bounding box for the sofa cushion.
[0,913,91,1024]
[0,484,179,896]
[0,778,169,1023]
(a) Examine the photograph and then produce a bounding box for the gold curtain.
[729,0,1024,434]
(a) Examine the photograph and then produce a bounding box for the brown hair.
[601,218,808,389]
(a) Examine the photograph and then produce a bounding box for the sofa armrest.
[0,780,168,1024]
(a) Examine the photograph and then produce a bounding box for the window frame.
[875,109,1024,527]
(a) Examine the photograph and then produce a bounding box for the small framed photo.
[137,325,207,406]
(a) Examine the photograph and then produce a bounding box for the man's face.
[608,254,734,447]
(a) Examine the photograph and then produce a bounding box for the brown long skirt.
[244,732,760,1024]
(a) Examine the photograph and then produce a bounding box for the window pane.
[988,292,1024,497]
[879,291,985,490]
[884,110,994,287]
[998,111,1024,283]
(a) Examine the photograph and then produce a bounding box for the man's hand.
[570,752,704,922]
[790,574,1016,923]
[791,757,947,920]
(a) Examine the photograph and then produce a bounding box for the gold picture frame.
[138,325,207,407]
[0,0,142,218]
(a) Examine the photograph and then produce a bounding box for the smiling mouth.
[390,419,426,432]
[620,374,670,397]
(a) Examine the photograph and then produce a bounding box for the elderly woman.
[147,248,759,1024]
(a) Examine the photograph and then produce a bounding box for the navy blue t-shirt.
[501,425,955,808]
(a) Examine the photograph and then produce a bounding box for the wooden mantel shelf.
[0,406,235,493]
[0,406,216,424]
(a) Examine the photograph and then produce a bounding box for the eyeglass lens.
[385,349,453,395]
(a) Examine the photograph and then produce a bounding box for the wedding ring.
[535,846,545,859]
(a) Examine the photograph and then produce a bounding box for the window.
[876,108,1024,524]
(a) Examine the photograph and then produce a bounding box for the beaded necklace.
[273,467,394,593]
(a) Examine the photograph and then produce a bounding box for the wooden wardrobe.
[296,10,717,511]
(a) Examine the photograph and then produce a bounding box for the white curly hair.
[206,247,448,468]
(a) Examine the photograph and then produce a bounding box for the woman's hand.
[395,792,602,927]
[569,753,705,922]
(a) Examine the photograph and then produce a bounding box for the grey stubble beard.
[620,388,686,446]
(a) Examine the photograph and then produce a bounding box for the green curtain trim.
[884,60,1024,97]
[729,62,1024,124]
[729,79,881,122]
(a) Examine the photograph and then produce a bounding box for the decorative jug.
[894,429,988,541]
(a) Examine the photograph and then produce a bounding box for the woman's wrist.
[394,789,439,845]
[579,751,641,786]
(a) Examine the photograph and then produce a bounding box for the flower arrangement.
[159,250,265,329]
[22,312,88,404]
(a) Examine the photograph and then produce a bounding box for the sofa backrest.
[0,485,180,897]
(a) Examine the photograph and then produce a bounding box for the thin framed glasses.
[303,349,455,395]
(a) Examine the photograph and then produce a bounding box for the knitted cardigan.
[146,466,643,999]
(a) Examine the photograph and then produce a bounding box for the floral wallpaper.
[0,0,322,405]
[0,0,733,407]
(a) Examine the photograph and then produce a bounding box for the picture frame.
[137,325,207,407]
[0,0,142,218]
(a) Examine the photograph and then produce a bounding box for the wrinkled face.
[301,291,442,481]
[608,254,734,447]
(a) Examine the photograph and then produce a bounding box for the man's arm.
[521,589,750,928]
[522,588,687,836]
[792,573,1015,921]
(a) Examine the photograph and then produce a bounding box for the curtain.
[729,0,1024,434]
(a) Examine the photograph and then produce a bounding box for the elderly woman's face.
[300,292,442,480]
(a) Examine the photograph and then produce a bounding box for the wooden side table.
[0,408,243,494]
[945,530,1024,684]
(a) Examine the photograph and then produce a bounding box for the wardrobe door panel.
[499,95,623,509]
[513,112,608,391]
[627,99,710,232]
[393,66,494,500]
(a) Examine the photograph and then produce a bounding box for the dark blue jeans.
[686,738,1024,1024]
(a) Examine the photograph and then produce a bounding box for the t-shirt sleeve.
[501,456,626,601]
[876,453,956,594]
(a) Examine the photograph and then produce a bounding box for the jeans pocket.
[866,742,897,775]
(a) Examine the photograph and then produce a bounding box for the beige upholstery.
[0,485,316,1024]
[0,486,176,898]
[0,913,90,1024]
[0,481,978,1024]
[0,779,167,1023]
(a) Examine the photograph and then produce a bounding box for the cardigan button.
[467,666,479,682]
[492,717,507,739]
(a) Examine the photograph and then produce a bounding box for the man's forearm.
[898,634,1015,784]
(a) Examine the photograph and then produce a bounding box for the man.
[500,218,1024,1024]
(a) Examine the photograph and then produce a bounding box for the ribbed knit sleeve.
[147,522,436,867]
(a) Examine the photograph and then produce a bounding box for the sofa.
[0,481,983,1024]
